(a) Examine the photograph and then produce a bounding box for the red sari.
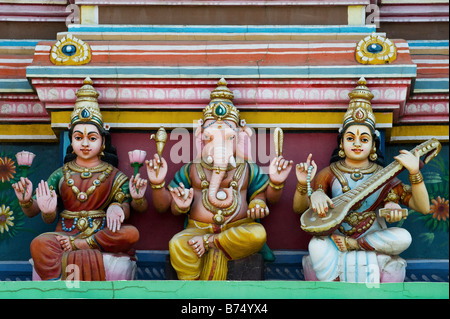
[30,163,139,281]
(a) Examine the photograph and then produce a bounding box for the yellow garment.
[169,218,266,280]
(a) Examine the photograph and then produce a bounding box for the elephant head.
[195,120,252,209]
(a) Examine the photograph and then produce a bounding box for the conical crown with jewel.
[342,77,376,132]
[70,77,104,128]
[202,78,240,126]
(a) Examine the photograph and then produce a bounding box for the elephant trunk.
[207,148,236,208]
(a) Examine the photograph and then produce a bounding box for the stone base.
[165,253,264,280]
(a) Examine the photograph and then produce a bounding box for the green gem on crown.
[214,105,227,117]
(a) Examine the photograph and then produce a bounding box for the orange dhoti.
[30,225,139,281]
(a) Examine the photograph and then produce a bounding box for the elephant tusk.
[229,155,237,168]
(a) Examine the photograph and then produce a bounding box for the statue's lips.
[80,148,92,154]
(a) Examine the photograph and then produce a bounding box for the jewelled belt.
[339,211,376,237]
[60,210,106,233]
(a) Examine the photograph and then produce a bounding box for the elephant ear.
[194,125,203,160]
[236,125,253,161]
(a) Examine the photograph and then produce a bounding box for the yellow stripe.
[51,111,393,127]
[0,124,56,142]
[390,125,449,142]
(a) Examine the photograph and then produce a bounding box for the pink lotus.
[15,150,36,167]
[128,150,147,176]
[128,150,147,165]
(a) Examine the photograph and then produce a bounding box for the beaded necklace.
[63,160,113,202]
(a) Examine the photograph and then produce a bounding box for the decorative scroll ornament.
[50,34,91,65]
[355,33,397,65]
[203,78,241,126]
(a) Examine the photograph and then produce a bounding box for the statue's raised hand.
[12,177,33,203]
[269,155,293,185]
[130,173,148,199]
[35,180,57,216]
[145,153,168,185]
[169,182,194,212]
[296,153,317,185]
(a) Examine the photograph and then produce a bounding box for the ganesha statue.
[12,78,147,281]
[147,78,293,280]
[294,77,440,283]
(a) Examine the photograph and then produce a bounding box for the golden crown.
[202,78,240,126]
[70,77,104,128]
[342,77,376,131]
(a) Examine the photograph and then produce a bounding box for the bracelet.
[133,197,145,206]
[409,171,423,184]
[174,203,190,214]
[203,234,211,252]
[19,198,33,208]
[41,211,56,224]
[296,183,308,195]
[269,180,285,190]
[109,202,122,209]
[151,181,165,189]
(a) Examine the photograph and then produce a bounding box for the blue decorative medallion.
[61,44,77,56]
[367,43,384,54]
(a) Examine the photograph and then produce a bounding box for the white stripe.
[413,59,449,64]
[91,50,356,56]
[89,43,359,51]
[0,135,57,140]
[0,59,33,63]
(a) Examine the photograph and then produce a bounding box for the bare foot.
[56,235,72,252]
[56,235,89,252]
[188,236,206,258]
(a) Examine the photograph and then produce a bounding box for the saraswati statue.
[294,77,441,283]
[12,77,147,281]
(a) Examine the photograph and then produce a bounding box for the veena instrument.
[300,138,441,236]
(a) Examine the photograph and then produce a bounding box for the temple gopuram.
[0,0,448,300]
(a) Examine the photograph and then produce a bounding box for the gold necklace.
[67,160,110,179]
[336,160,378,181]
[196,162,245,225]
[63,161,113,202]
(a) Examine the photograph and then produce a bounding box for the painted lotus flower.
[0,157,16,183]
[15,150,36,167]
[129,150,147,176]
[128,150,147,165]
[0,204,14,234]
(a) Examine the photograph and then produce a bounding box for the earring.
[99,145,105,158]
[338,143,345,158]
[369,146,378,161]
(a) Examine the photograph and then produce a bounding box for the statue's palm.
[169,184,194,210]
[35,180,57,214]
[269,156,293,185]
[146,155,168,185]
